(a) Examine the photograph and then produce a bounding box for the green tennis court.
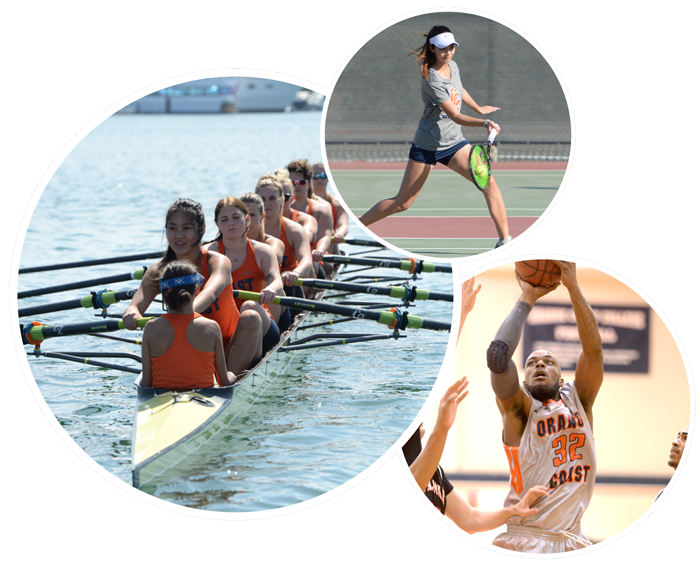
[330,164,566,258]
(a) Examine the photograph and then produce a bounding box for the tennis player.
[484,261,604,552]
[359,25,511,248]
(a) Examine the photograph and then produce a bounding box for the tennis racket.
[468,126,499,190]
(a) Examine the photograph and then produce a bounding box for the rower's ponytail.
[160,259,198,312]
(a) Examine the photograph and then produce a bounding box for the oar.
[235,291,450,332]
[332,236,383,248]
[20,317,152,345]
[322,255,452,274]
[18,268,146,299]
[294,278,453,302]
[18,289,137,318]
[27,351,141,374]
[19,251,163,274]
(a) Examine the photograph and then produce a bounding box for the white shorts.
[493,523,592,553]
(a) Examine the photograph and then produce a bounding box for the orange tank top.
[151,313,217,389]
[290,208,298,222]
[199,247,239,345]
[280,217,299,273]
[218,239,271,316]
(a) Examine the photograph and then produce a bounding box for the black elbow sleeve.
[487,340,510,374]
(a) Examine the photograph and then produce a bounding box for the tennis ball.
[475,165,488,178]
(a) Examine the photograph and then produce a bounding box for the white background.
[4,1,698,568]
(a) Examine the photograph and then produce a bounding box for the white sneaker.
[495,236,512,248]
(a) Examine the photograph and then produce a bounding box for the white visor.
[429,32,459,49]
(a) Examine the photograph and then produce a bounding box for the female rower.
[285,159,334,258]
[274,170,318,248]
[239,192,292,333]
[141,259,234,389]
[208,196,283,356]
[123,198,261,376]
[359,26,512,248]
[310,161,349,253]
[239,192,285,267]
[255,174,314,295]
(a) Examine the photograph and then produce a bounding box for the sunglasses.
[291,179,308,187]
[313,173,328,180]
[284,193,292,201]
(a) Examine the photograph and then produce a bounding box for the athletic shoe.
[495,236,512,248]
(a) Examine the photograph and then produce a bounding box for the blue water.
[18,111,453,512]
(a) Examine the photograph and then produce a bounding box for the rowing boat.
[131,262,343,490]
[19,242,453,501]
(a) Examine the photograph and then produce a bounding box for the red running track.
[370,216,538,239]
[329,161,567,171]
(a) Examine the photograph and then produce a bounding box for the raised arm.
[456,277,481,345]
[487,274,559,445]
[558,262,604,415]
[409,377,469,490]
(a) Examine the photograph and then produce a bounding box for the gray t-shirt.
[412,61,466,152]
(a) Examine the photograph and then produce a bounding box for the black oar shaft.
[18,269,145,299]
[332,237,383,248]
[28,351,141,374]
[235,291,450,332]
[19,251,163,274]
[295,278,452,302]
[322,255,452,274]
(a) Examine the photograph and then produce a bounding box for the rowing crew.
[122,160,349,389]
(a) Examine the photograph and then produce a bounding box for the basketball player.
[655,426,689,502]
[485,261,604,552]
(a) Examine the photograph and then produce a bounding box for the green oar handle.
[21,317,151,345]
[18,289,137,318]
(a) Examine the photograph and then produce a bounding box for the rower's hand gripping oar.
[234,291,450,332]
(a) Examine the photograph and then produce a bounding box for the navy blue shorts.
[261,317,280,357]
[409,140,468,166]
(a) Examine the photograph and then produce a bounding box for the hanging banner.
[522,303,650,373]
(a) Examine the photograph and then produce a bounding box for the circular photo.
[400,259,689,552]
[16,75,454,511]
[325,12,570,259]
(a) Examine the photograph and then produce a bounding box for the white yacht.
[120,77,304,113]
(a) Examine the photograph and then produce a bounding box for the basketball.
[514,260,561,288]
